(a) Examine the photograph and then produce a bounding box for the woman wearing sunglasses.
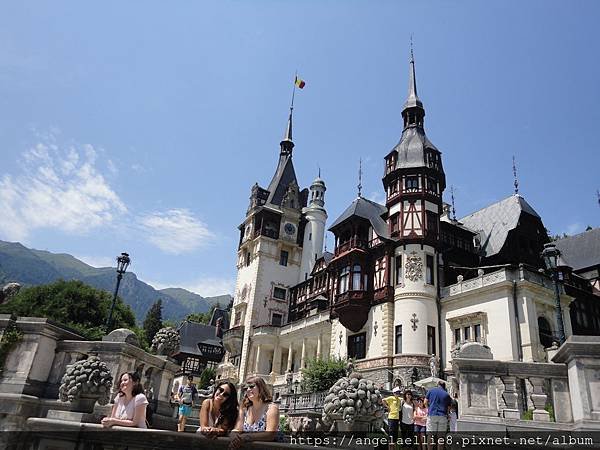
[197,381,239,438]
[229,377,279,450]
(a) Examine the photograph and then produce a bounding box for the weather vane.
[513,155,519,195]
[450,185,457,221]
[357,158,363,198]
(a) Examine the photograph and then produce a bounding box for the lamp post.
[541,243,566,345]
[106,252,131,330]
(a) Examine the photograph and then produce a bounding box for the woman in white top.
[101,372,148,429]
[400,390,415,447]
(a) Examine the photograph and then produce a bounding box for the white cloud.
[139,209,214,254]
[182,276,236,297]
[0,140,126,241]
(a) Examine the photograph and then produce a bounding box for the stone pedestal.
[553,335,600,430]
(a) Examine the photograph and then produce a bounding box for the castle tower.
[382,51,446,359]
[299,174,328,282]
[223,108,307,384]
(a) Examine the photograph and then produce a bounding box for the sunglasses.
[216,387,230,398]
[244,383,256,390]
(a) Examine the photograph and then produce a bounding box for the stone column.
[255,344,262,375]
[287,343,293,372]
[316,334,322,360]
[300,338,307,369]
[500,376,520,419]
[272,345,282,375]
[528,377,550,422]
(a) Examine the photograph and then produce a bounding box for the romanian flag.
[295,76,306,89]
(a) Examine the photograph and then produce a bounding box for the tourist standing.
[382,386,402,448]
[399,390,415,448]
[424,381,451,450]
[176,375,198,432]
[448,392,459,432]
[413,397,428,450]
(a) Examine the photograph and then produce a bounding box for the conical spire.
[280,106,294,155]
[401,47,425,129]
[403,48,423,110]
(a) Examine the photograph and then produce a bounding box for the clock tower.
[225,108,308,384]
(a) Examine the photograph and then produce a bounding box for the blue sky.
[1,1,598,297]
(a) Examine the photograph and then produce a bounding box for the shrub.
[301,357,348,393]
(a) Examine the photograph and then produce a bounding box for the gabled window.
[348,333,366,359]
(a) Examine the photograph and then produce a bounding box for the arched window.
[538,317,554,348]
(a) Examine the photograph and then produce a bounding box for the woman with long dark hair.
[197,381,239,438]
[228,377,279,450]
[101,372,148,428]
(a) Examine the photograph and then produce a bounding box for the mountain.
[0,240,225,322]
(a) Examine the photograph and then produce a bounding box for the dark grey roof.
[460,194,542,257]
[329,197,389,239]
[322,251,334,264]
[555,228,600,271]
[392,127,439,169]
[177,320,223,356]
[266,153,298,206]
[403,56,423,111]
[209,308,230,330]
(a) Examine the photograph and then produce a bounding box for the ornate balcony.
[222,326,244,354]
[334,238,367,257]
[333,290,370,332]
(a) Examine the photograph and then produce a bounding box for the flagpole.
[291,71,297,111]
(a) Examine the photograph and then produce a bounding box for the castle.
[217,53,600,395]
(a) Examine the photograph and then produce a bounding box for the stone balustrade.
[19,418,318,450]
[280,391,327,412]
[452,338,600,432]
[0,317,179,431]
[441,265,564,298]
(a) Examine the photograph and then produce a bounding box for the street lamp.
[106,252,131,330]
[541,243,566,345]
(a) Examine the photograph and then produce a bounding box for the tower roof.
[403,51,423,111]
[266,153,298,206]
[555,228,600,271]
[460,194,542,257]
[329,196,389,239]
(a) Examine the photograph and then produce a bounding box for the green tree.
[198,367,216,389]
[301,357,348,392]
[143,299,163,344]
[186,302,221,325]
[0,279,136,339]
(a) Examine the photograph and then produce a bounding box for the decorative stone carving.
[103,328,140,347]
[58,356,112,412]
[405,252,423,282]
[410,313,419,331]
[151,327,180,356]
[429,356,438,378]
[321,371,385,429]
[0,282,21,304]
